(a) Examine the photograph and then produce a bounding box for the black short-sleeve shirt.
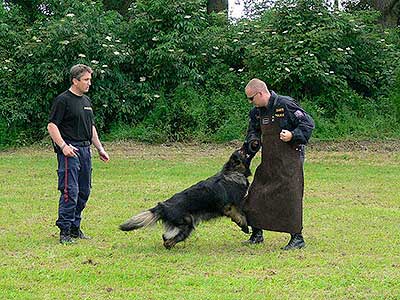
[48,90,94,142]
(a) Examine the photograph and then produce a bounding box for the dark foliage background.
[0,0,399,147]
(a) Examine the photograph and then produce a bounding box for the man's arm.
[92,125,109,162]
[281,100,315,144]
[47,122,77,157]
[241,108,261,161]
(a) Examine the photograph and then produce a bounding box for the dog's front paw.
[229,214,249,234]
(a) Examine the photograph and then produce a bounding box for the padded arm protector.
[241,137,261,164]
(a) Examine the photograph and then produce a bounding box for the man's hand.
[280,130,293,142]
[62,144,78,157]
[250,140,260,151]
[98,148,110,162]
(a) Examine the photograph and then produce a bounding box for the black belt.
[65,140,91,147]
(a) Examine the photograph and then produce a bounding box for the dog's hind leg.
[163,224,194,249]
[163,215,195,249]
[162,223,180,242]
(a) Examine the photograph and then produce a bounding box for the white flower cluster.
[32,36,42,43]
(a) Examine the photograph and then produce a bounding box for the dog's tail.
[119,209,160,231]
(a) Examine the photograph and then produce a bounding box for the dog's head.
[223,149,252,177]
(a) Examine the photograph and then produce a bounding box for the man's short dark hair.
[70,64,93,83]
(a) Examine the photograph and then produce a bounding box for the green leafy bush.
[1,0,399,146]
[119,83,250,143]
[125,0,211,90]
[242,0,399,110]
[0,1,135,145]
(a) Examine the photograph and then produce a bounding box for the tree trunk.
[102,0,134,15]
[4,0,40,22]
[361,0,400,26]
[207,0,228,14]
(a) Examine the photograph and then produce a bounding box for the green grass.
[0,142,399,300]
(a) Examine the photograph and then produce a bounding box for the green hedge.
[0,0,399,147]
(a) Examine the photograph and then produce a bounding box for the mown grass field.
[0,142,399,300]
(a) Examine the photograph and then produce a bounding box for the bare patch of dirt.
[308,140,400,152]
[107,140,400,155]
[102,140,242,159]
[1,139,399,158]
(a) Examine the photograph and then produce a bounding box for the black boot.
[60,229,73,244]
[242,228,264,244]
[70,227,91,239]
[282,233,305,250]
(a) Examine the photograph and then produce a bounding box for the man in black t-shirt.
[48,64,110,244]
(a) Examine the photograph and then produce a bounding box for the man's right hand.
[62,144,78,157]
[250,140,260,151]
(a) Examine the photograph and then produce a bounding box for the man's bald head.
[245,78,271,107]
[245,78,268,94]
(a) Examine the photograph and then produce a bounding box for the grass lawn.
[0,142,399,300]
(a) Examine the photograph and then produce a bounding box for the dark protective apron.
[244,112,304,233]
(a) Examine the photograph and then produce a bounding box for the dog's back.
[120,149,251,249]
[155,170,249,224]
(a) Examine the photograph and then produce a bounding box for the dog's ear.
[225,155,236,170]
[234,149,248,166]
[224,152,238,172]
[235,149,252,177]
[224,150,251,175]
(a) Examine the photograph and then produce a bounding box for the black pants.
[55,146,91,231]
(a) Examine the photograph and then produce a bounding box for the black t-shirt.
[48,90,94,142]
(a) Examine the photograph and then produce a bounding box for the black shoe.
[60,230,74,244]
[242,229,264,244]
[282,233,305,250]
[70,227,91,239]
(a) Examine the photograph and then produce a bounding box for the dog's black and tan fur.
[119,149,251,249]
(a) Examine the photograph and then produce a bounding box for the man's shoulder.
[54,90,72,102]
[276,94,303,111]
[276,94,295,105]
[249,107,260,117]
[55,90,91,104]
[250,106,258,113]
[82,94,91,103]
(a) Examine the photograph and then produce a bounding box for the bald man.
[241,78,314,250]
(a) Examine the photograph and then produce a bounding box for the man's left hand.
[280,130,293,142]
[99,149,110,162]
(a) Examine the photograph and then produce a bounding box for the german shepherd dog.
[119,149,251,249]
